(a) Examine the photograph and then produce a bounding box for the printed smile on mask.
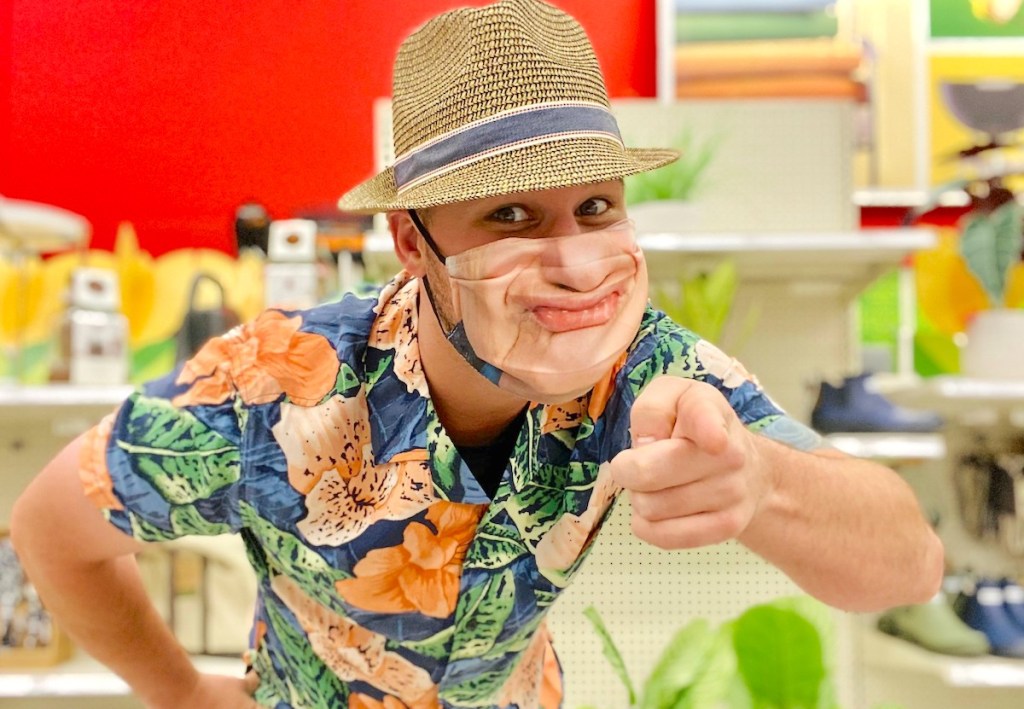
[524,282,628,333]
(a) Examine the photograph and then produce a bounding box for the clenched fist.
[609,376,772,550]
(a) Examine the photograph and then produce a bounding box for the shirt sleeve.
[618,307,824,452]
[79,342,246,543]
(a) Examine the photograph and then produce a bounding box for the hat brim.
[338,138,680,214]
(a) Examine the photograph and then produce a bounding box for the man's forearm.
[15,549,202,708]
[11,434,204,708]
[738,437,945,613]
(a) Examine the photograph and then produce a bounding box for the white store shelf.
[0,385,134,410]
[825,432,946,461]
[860,625,1024,688]
[364,227,936,287]
[0,652,244,698]
[853,187,970,209]
[886,377,1024,420]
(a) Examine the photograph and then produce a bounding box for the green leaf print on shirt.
[626,322,701,396]
[118,395,241,505]
[240,503,351,615]
[264,595,349,709]
[426,402,458,499]
[463,519,529,571]
[439,666,518,707]
[400,625,455,660]
[449,568,517,662]
[366,353,393,389]
[505,484,566,550]
[335,362,361,397]
[126,503,233,541]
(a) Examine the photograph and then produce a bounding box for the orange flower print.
[173,310,339,407]
[540,351,626,434]
[495,623,562,709]
[272,576,439,708]
[534,462,619,581]
[587,350,628,422]
[335,501,486,619]
[371,274,427,397]
[272,393,437,546]
[79,410,124,511]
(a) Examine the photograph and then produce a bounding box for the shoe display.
[877,594,990,657]
[1001,578,1024,629]
[954,579,1024,658]
[810,373,943,434]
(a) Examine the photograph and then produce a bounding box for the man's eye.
[491,206,530,222]
[578,198,610,217]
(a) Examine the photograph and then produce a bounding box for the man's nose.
[544,212,584,238]
[539,235,619,292]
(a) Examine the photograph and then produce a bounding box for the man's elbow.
[10,487,41,569]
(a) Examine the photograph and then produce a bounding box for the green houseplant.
[578,596,834,709]
[577,596,902,709]
[914,174,1024,378]
[625,128,719,234]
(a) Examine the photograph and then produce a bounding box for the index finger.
[631,377,731,454]
[629,376,688,444]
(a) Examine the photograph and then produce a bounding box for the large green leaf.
[639,618,716,709]
[732,606,825,709]
[583,605,637,706]
[669,625,738,709]
[680,261,737,343]
[960,201,1024,306]
[449,568,517,661]
[120,395,240,505]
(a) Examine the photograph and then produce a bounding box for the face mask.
[417,217,648,403]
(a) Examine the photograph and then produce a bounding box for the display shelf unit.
[887,376,1024,420]
[852,187,970,208]
[0,384,132,528]
[859,624,1024,689]
[0,651,244,700]
[0,384,133,411]
[824,432,946,461]
[364,227,935,290]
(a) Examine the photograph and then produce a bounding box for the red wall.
[0,1,656,256]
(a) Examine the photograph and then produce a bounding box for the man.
[11,1,943,707]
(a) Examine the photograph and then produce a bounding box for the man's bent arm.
[11,435,205,708]
[739,439,944,613]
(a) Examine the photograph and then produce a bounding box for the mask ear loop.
[407,209,503,385]
[407,209,454,333]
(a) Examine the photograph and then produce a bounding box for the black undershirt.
[455,408,528,499]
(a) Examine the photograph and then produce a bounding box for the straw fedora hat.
[338,0,679,214]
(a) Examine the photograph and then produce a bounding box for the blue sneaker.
[810,373,943,434]
[955,580,1024,658]
[1001,579,1024,630]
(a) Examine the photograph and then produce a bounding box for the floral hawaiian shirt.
[79,271,820,709]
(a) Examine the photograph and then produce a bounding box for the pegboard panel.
[548,499,856,708]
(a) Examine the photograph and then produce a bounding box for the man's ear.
[388,211,427,277]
